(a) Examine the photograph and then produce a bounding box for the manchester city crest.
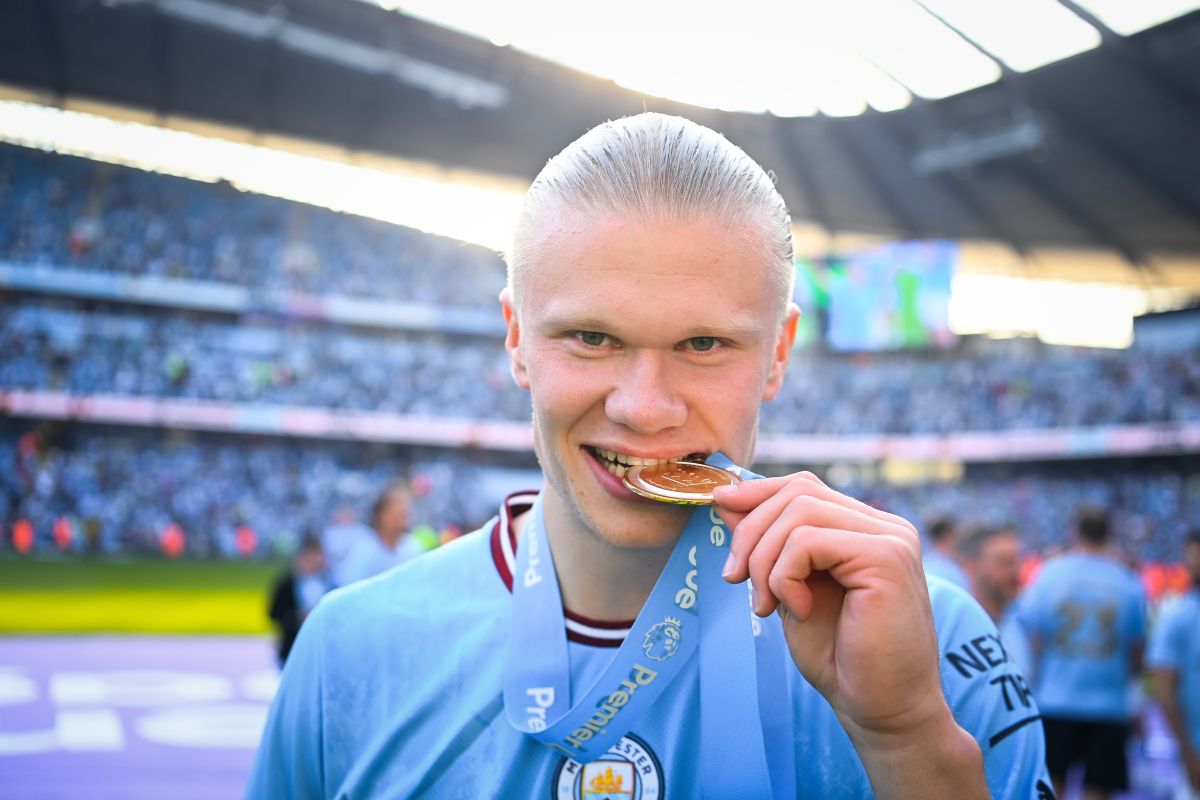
[641,618,682,662]
[552,734,663,800]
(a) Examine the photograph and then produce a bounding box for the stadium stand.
[4,294,1200,432]
[0,298,526,420]
[1,142,1198,569]
[0,421,530,557]
[0,143,506,308]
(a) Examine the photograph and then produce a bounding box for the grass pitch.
[0,556,284,634]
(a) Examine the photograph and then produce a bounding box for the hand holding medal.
[710,469,984,795]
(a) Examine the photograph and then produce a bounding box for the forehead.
[982,532,1020,553]
[520,208,777,334]
[381,492,408,509]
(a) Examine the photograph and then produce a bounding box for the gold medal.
[623,461,740,505]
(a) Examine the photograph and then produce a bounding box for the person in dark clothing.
[268,537,331,665]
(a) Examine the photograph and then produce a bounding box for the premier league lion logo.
[641,617,682,662]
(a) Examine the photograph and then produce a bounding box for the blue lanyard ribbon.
[503,453,794,800]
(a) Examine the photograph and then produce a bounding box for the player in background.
[319,502,373,579]
[1019,505,1147,800]
[1148,529,1200,799]
[267,536,333,665]
[923,514,970,589]
[960,524,1034,679]
[333,481,422,587]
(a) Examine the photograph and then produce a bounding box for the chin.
[602,518,690,551]
[556,478,689,552]
[585,497,691,551]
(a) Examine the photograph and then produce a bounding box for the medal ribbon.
[503,453,793,800]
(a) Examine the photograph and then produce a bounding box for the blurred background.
[0,0,1198,798]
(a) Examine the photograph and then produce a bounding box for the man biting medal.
[247,113,1052,799]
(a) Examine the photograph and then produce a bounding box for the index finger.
[712,472,820,511]
[713,471,917,538]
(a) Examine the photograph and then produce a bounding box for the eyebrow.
[536,314,614,333]
[536,313,765,341]
[682,322,764,340]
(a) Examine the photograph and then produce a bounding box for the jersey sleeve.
[1013,574,1046,643]
[332,541,369,588]
[245,597,329,799]
[930,577,1056,800]
[1128,577,1149,646]
[1146,598,1185,671]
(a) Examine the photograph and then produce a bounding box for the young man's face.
[502,208,796,550]
[297,547,325,575]
[375,494,409,540]
[969,532,1022,608]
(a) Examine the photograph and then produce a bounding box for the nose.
[604,350,688,434]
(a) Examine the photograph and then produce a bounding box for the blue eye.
[687,337,718,352]
[576,331,608,347]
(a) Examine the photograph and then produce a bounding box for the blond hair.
[506,113,794,319]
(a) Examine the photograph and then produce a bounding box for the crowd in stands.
[3,141,1200,435]
[0,423,531,558]
[842,465,1200,565]
[0,299,527,420]
[0,143,506,309]
[2,420,1195,564]
[763,343,1200,435]
[2,142,1198,566]
[3,296,1199,435]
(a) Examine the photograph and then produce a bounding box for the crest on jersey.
[552,734,663,800]
[642,617,682,662]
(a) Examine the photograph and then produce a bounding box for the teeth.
[591,447,690,469]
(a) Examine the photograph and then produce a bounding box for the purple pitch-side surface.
[0,636,1190,799]
[0,636,279,800]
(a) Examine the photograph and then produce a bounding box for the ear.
[762,303,799,402]
[499,287,531,390]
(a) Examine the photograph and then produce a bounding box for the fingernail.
[712,485,732,500]
[722,552,736,579]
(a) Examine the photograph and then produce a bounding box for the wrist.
[843,706,986,800]
[838,686,956,753]
[842,701,964,756]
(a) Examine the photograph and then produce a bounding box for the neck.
[378,529,402,548]
[1075,541,1108,555]
[519,492,681,622]
[976,594,1007,623]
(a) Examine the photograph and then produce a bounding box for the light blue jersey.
[999,608,1036,684]
[1018,551,1147,721]
[333,532,425,587]
[923,549,971,590]
[248,493,1052,799]
[1147,589,1200,754]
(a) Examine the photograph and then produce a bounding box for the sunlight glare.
[0,100,522,253]
[917,0,1100,72]
[950,274,1143,348]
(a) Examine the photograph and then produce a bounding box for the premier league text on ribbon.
[536,505,727,758]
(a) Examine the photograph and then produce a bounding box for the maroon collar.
[490,491,633,648]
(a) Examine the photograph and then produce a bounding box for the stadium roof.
[377,0,1191,116]
[1,0,1199,267]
